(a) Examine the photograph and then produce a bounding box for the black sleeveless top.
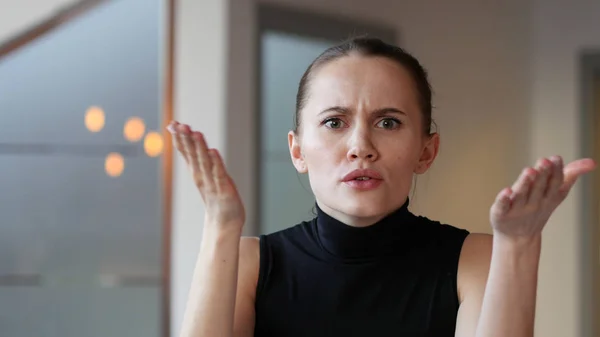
[254,199,469,337]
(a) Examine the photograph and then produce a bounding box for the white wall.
[169,0,230,335]
[224,0,258,238]
[532,0,600,336]
[170,0,257,334]
[0,0,79,45]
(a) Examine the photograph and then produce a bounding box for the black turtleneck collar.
[314,198,420,260]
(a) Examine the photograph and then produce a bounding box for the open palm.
[490,156,596,238]
[168,121,246,228]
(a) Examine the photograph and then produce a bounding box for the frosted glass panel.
[0,287,160,337]
[0,0,160,146]
[0,0,164,335]
[259,31,334,234]
[0,155,161,278]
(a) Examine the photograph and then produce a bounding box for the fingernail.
[166,123,175,133]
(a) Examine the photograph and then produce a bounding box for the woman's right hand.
[168,121,246,231]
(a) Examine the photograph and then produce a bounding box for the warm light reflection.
[123,117,145,142]
[105,152,124,177]
[144,131,164,157]
[85,106,105,132]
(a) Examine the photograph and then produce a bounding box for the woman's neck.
[313,197,414,259]
[315,198,407,227]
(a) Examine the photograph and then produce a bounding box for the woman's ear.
[288,131,307,173]
[415,132,440,174]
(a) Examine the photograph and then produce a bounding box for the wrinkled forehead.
[303,55,421,117]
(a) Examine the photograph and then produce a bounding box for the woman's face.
[288,55,439,227]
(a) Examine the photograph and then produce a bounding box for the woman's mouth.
[341,169,383,190]
[343,177,383,190]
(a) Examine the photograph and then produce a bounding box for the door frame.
[579,51,600,337]
[254,4,397,232]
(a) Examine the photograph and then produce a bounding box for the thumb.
[560,158,597,192]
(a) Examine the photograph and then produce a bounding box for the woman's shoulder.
[412,213,471,243]
[454,233,493,304]
[418,213,492,255]
[257,220,317,247]
[238,219,316,260]
[412,215,493,303]
[458,233,493,268]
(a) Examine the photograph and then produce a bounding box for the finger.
[545,155,564,196]
[559,158,597,196]
[511,167,536,207]
[174,123,191,165]
[193,132,214,189]
[181,127,200,174]
[209,149,230,193]
[167,122,187,163]
[529,158,551,203]
[492,187,513,216]
[166,121,176,134]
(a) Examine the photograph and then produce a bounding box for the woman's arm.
[233,237,260,336]
[168,121,259,337]
[455,156,596,337]
[179,233,259,337]
[477,234,540,337]
[455,233,539,337]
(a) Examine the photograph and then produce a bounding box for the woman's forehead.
[304,56,420,115]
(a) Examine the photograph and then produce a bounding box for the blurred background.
[0,0,597,336]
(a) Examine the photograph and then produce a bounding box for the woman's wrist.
[492,231,542,266]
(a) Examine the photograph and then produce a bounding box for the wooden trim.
[161,0,176,336]
[0,0,108,59]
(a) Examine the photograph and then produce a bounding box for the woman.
[168,37,596,337]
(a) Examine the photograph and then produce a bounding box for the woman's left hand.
[490,156,596,240]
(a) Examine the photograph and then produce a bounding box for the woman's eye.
[377,118,401,129]
[324,118,346,129]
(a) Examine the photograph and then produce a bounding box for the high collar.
[314,198,417,260]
